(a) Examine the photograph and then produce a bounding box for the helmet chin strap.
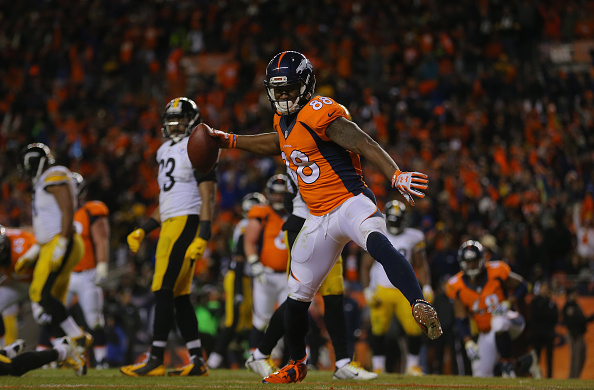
[33,158,46,185]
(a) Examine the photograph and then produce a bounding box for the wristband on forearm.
[140,218,160,234]
[198,220,211,240]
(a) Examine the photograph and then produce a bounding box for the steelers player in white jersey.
[121,97,216,377]
[17,143,90,371]
[361,200,433,376]
[246,106,377,381]
[206,192,265,369]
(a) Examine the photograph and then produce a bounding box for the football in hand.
[187,123,219,174]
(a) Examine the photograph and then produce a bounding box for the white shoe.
[207,352,223,369]
[405,365,424,376]
[3,339,25,359]
[412,299,443,340]
[528,350,542,379]
[333,361,378,380]
[54,337,85,376]
[245,354,277,377]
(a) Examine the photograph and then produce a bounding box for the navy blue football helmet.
[264,51,316,115]
[457,240,485,278]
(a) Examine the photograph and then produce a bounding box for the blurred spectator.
[529,281,558,378]
[562,287,594,378]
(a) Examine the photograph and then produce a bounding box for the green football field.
[0,369,592,390]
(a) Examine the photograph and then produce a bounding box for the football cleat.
[168,355,209,376]
[262,357,307,384]
[3,339,25,359]
[73,331,93,375]
[412,299,443,340]
[333,361,378,380]
[501,361,517,378]
[120,354,165,377]
[54,337,85,376]
[245,353,278,377]
[405,365,424,376]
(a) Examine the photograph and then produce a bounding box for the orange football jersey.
[4,228,37,283]
[445,261,511,333]
[274,96,370,216]
[246,204,288,272]
[73,200,109,272]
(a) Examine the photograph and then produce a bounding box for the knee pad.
[360,217,388,251]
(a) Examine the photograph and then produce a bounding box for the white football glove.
[50,237,68,272]
[32,302,52,326]
[465,339,480,361]
[492,300,511,317]
[392,170,428,206]
[95,262,109,285]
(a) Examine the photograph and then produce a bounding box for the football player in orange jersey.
[445,240,540,378]
[0,225,40,346]
[203,51,442,384]
[66,173,109,368]
[244,175,290,352]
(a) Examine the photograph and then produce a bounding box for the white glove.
[32,302,52,326]
[364,287,379,306]
[14,243,41,274]
[50,237,68,272]
[250,261,273,284]
[95,262,109,285]
[392,170,428,206]
[492,300,511,317]
[465,339,480,361]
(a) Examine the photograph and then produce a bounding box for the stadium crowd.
[1,0,594,378]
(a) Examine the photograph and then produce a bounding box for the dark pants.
[569,334,586,379]
[533,336,554,378]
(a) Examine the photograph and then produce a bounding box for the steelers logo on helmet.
[241,192,268,218]
[0,224,10,269]
[162,97,201,142]
[265,174,288,211]
[457,240,485,278]
[384,200,407,235]
[264,51,316,116]
[20,143,56,184]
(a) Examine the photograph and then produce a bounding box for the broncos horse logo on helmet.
[162,97,201,142]
[264,51,316,115]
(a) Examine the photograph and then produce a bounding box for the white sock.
[253,348,267,360]
[60,317,84,339]
[372,355,385,372]
[407,353,420,368]
[207,352,223,368]
[54,342,68,362]
[94,346,107,363]
[335,358,350,369]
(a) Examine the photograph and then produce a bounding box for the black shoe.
[168,356,209,376]
[121,354,165,376]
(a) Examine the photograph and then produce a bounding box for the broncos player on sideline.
[246,105,377,381]
[206,192,266,369]
[17,143,90,371]
[121,97,216,377]
[204,50,441,383]
[446,240,541,378]
[65,172,109,368]
[361,200,433,376]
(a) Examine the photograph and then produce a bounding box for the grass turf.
[0,369,592,390]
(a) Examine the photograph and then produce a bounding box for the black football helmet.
[0,224,10,269]
[384,200,407,235]
[162,97,201,142]
[457,240,485,278]
[241,192,267,218]
[71,172,87,200]
[20,143,55,184]
[264,51,316,115]
[265,174,288,211]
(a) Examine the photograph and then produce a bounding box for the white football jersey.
[286,168,308,219]
[32,166,77,244]
[370,227,425,289]
[156,138,203,221]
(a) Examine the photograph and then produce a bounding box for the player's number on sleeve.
[159,158,176,192]
[282,150,320,184]
[309,96,333,110]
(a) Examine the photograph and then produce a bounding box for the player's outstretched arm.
[206,124,281,156]
[326,118,428,205]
